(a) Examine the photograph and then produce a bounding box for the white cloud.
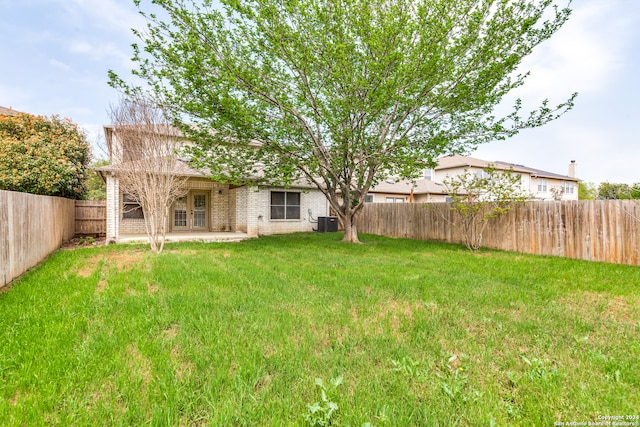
[68,39,133,68]
[49,58,72,71]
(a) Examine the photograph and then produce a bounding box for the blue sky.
[1,0,638,185]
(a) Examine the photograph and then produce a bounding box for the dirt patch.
[163,323,179,339]
[9,390,20,406]
[74,255,103,278]
[126,344,153,388]
[0,283,15,294]
[447,353,463,371]
[375,299,425,336]
[147,282,159,295]
[96,279,108,293]
[254,373,273,393]
[61,237,106,250]
[168,249,199,255]
[263,342,278,359]
[171,346,194,382]
[74,250,148,278]
[105,250,148,272]
[559,291,639,325]
[350,305,359,322]
[336,299,429,340]
[85,380,128,415]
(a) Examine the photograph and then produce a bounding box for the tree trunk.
[341,210,360,243]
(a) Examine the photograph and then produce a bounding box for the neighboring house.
[366,178,451,203]
[364,154,580,203]
[97,125,329,242]
[434,154,579,201]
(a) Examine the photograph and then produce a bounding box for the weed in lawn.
[435,354,480,407]
[520,355,561,382]
[390,356,422,378]
[303,376,343,427]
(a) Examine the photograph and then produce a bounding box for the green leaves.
[0,114,91,199]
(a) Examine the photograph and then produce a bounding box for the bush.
[0,113,91,199]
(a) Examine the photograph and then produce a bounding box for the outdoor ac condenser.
[316,216,338,232]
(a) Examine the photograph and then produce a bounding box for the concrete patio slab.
[117,232,250,244]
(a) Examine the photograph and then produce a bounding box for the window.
[385,197,404,203]
[122,193,144,219]
[364,194,374,203]
[174,196,187,227]
[537,178,548,192]
[475,169,490,180]
[562,182,575,194]
[270,191,300,220]
[424,168,433,180]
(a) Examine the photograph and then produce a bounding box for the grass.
[0,232,639,426]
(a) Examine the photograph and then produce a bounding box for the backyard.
[0,233,638,426]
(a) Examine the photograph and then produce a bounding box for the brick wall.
[247,186,329,236]
[233,186,249,233]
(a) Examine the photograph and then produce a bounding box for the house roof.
[370,178,448,195]
[0,106,24,117]
[436,154,579,182]
[103,124,263,159]
[96,157,207,179]
[435,154,532,174]
[97,157,320,190]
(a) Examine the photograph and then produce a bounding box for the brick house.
[97,125,329,242]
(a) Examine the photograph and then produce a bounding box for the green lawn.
[1,233,639,426]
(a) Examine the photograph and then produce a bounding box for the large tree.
[0,113,91,199]
[111,0,576,242]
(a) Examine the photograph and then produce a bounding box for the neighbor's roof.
[0,106,24,116]
[435,154,579,182]
[435,154,531,174]
[370,178,448,195]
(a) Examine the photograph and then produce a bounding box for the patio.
[117,231,250,244]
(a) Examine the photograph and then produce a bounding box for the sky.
[1,0,638,185]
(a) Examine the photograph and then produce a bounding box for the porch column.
[105,174,119,243]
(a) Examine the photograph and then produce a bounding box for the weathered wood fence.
[1,190,76,287]
[359,200,640,266]
[74,200,106,236]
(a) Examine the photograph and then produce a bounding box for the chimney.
[568,160,577,178]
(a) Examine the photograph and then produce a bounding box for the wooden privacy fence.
[1,190,76,287]
[74,200,106,236]
[359,200,640,266]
